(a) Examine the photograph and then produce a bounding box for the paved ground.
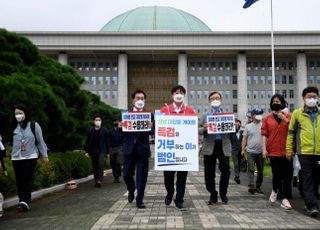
[0,160,320,229]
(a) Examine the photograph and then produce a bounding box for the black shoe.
[248,187,255,194]
[234,176,240,184]
[165,194,173,206]
[309,207,319,217]
[207,195,218,205]
[137,203,146,209]
[221,197,228,205]
[255,188,263,194]
[128,192,134,203]
[95,181,102,188]
[175,202,184,210]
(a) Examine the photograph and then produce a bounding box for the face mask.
[211,100,221,108]
[134,100,145,109]
[15,114,25,122]
[255,115,263,121]
[173,94,184,103]
[94,121,102,127]
[270,103,283,111]
[305,98,318,107]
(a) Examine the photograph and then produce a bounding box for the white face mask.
[211,100,221,108]
[305,98,318,107]
[173,94,184,103]
[255,115,263,121]
[94,120,102,127]
[15,114,25,122]
[134,100,145,109]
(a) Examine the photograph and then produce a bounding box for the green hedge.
[0,152,109,199]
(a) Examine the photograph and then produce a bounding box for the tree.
[0,29,120,151]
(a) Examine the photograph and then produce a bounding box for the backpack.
[30,121,41,156]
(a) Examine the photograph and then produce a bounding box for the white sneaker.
[281,198,292,210]
[269,190,277,203]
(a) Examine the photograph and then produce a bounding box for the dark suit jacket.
[122,110,154,157]
[85,127,109,155]
[229,129,243,155]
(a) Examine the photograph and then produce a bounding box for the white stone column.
[58,52,68,65]
[178,52,188,105]
[118,53,128,109]
[237,52,248,124]
[296,52,308,107]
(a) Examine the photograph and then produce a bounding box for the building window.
[224,105,230,112]
[91,77,96,85]
[211,62,216,71]
[232,75,237,84]
[289,90,294,98]
[106,62,111,71]
[197,91,202,99]
[77,62,83,71]
[267,91,272,99]
[289,75,294,84]
[275,75,280,84]
[84,76,90,84]
[247,76,251,85]
[98,90,103,99]
[84,62,89,71]
[92,62,97,71]
[104,91,110,99]
[232,62,237,70]
[218,62,224,70]
[282,90,287,99]
[190,91,195,99]
[253,91,258,99]
[204,62,209,71]
[259,91,266,99]
[281,62,287,70]
[233,104,238,113]
[218,76,224,85]
[267,76,272,84]
[253,76,258,85]
[282,75,287,84]
[260,76,266,84]
[290,104,294,112]
[288,62,294,70]
[196,76,202,85]
[317,76,320,84]
[203,76,209,85]
[111,91,117,99]
[98,76,103,85]
[105,76,110,85]
[247,62,252,71]
[112,62,118,71]
[197,62,202,71]
[260,62,266,70]
[190,76,195,85]
[232,90,237,99]
[203,91,209,100]
[247,91,251,99]
[98,62,103,71]
[189,62,195,71]
[112,76,117,85]
[225,91,230,99]
[225,62,231,71]
[309,76,315,84]
[253,62,258,70]
[211,76,216,85]
[225,76,230,85]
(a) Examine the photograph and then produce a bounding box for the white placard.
[206,113,235,134]
[155,114,199,171]
[121,112,151,132]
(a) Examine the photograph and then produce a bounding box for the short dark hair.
[235,118,241,124]
[270,94,286,110]
[92,114,102,120]
[171,85,186,95]
[208,91,222,100]
[131,89,147,99]
[302,86,319,97]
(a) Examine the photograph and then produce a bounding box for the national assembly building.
[17,6,320,122]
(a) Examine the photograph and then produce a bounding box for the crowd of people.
[0,85,319,219]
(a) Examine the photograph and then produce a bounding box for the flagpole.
[271,0,275,94]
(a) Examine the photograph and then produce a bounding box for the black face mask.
[270,103,283,111]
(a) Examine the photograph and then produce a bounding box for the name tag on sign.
[207,113,235,134]
[122,111,151,132]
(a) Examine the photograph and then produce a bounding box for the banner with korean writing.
[207,113,235,134]
[121,111,151,132]
[155,114,199,171]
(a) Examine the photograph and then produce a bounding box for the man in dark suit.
[85,114,109,188]
[121,89,154,209]
[229,119,243,184]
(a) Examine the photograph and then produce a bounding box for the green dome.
[100,6,211,32]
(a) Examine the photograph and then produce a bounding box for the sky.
[0,0,319,32]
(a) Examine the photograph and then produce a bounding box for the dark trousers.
[299,155,320,210]
[231,150,241,177]
[164,171,188,204]
[269,156,292,199]
[110,147,122,179]
[91,153,105,182]
[204,141,230,199]
[12,158,38,204]
[247,153,264,188]
[123,145,149,205]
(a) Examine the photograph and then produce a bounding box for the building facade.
[17,6,320,122]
